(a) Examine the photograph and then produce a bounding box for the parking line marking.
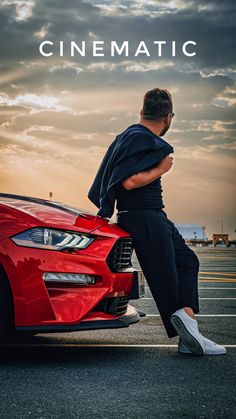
[142,297,236,300]
[196,298,236,300]
[143,280,236,283]
[198,287,236,290]
[144,288,236,291]
[144,285,236,290]
[0,344,235,348]
[145,314,236,317]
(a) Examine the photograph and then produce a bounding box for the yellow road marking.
[199,272,236,276]
[199,279,236,283]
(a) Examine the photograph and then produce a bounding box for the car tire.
[0,269,14,339]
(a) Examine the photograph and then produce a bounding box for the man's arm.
[122,154,173,190]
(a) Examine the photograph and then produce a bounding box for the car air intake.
[107,238,133,272]
[93,296,129,316]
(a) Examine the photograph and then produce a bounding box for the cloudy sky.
[0,0,235,238]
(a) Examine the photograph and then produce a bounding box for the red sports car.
[0,193,144,338]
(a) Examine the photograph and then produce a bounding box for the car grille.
[92,296,129,316]
[106,237,133,272]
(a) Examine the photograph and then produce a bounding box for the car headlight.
[11,227,95,251]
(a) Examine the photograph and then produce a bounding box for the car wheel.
[0,270,14,339]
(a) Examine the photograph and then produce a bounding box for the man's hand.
[158,154,173,175]
[122,154,174,190]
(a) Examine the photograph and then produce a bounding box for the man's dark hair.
[142,88,172,120]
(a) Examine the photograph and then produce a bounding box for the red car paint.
[0,194,143,335]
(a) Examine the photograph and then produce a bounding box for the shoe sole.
[178,350,192,355]
[178,345,192,355]
[171,315,204,356]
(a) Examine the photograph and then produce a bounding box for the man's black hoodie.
[88,123,174,219]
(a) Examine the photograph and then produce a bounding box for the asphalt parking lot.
[0,248,235,419]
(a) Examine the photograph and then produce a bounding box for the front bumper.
[15,304,140,333]
[2,234,144,328]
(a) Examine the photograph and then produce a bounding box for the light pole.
[218,219,224,234]
[202,225,206,241]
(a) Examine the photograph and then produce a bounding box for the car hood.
[0,195,110,233]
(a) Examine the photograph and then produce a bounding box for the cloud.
[175,141,236,159]
[34,25,50,39]
[171,119,236,134]
[2,0,35,21]
[0,93,70,113]
[49,59,174,75]
[93,0,222,17]
[213,85,236,107]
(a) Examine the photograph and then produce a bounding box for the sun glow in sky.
[0,0,235,238]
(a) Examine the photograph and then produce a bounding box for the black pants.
[117,208,200,338]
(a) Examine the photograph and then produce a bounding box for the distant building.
[175,224,207,241]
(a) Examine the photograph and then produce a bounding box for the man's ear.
[140,109,143,117]
[162,115,169,124]
[165,114,171,125]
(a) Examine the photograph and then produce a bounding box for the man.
[88,88,226,355]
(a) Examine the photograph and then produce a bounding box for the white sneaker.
[170,308,205,355]
[199,335,226,355]
[178,339,192,354]
[178,336,226,355]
